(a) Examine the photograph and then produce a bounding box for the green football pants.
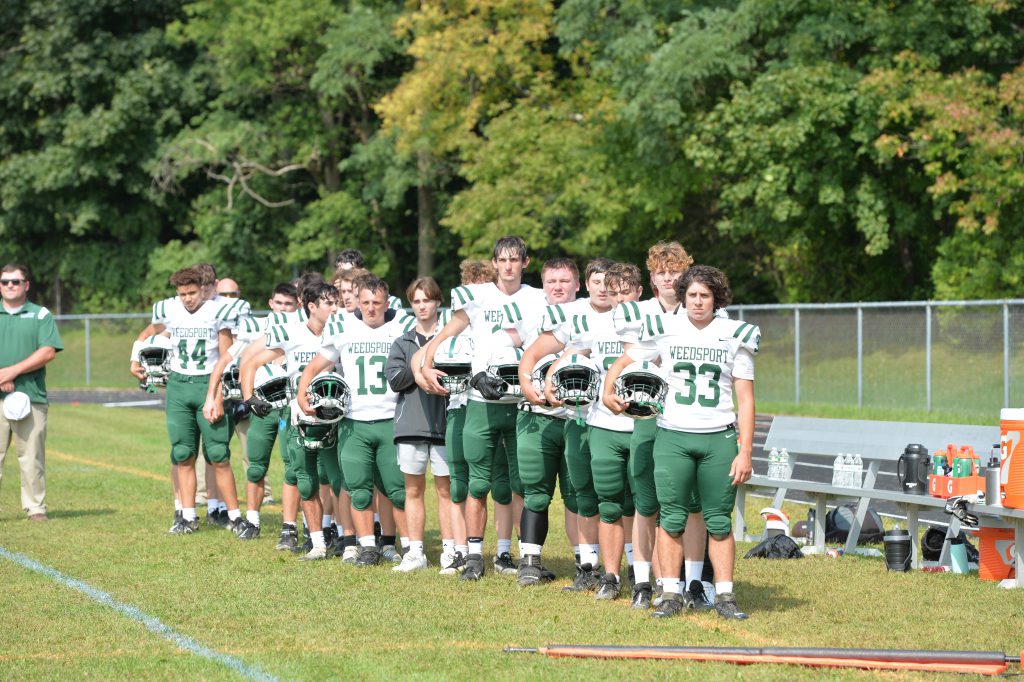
[463,400,517,503]
[653,426,739,538]
[338,418,404,511]
[166,373,230,464]
[588,426,636,523]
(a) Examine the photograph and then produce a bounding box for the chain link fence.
[733,300,1024,417]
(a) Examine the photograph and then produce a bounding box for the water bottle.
[768,447,780,479]
[779,448,791,480]
[852,453,863,489]
[808,509,816,544]
[843,453,856,487]
[832,454,844,487]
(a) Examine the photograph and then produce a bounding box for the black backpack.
[921,527,979,563]
[744,535,805,560]
[825,504,885,544]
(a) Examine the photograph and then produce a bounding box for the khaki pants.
[0,401,48,516]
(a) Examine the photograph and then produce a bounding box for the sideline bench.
[733,416,1024,587]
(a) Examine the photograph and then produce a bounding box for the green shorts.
[516,410,565,514]
[653,426,739,537]
[338,418,404,511]
[588,426,635,523]
[165,373,231,464]
[463,400,517,502]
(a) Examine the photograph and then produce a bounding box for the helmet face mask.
[306,372,350,422]
[296,419,338,450]
[614,361,668,419]
[434,336,475,394]
[138,336,174,388]
[221,362,242,400]
[551,355,601,406]
[530,354,559,396]
[253,364,292,408]
[486,347,525,398]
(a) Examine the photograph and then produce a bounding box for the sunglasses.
[1,279,25,286]
[219,291,239,298]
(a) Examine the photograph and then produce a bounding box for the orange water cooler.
[1000,408,1024,508]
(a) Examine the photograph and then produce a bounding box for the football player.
[419,236,547,581]
[297,277,414,566]
[604,265,757,619]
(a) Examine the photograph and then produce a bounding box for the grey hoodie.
[385,327,447,444]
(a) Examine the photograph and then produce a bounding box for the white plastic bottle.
[768,447,780,479]
[779,448,791,480]
[852,453,863,489]
[832,454,844,486]
[843,453,856,487]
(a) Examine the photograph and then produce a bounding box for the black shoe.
[516,555,546,587]
[355,546,381,567]
[460,553,485,581]
[595,573,621,601]
[373,520,382,544]
[174,517,198,535]
[238,521,261,540]
[627,565,635,592]
[330,536,348,559]
[215,509,232,528]
[228,516,247,535]
[651,592,686,618]
[167,510,183,534]
[631,582,652,610]
[688,580,714,611]
[323,525,337,550]
[562,563,600,592]
[714,592,749,620]
[276,527,298,551]
[493,551,517,575]
[540,565,556,581]
[293,536,313,555]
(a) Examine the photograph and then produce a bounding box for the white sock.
[227,509,240,521]
[217,501,227,513]
[662,578,680,594]
[301,512,308,527]
[497,539,512,556]
[246,510,260,527]
[625,543,634,565]
[182,508,196,522]
[322,515,332,528]
[410,540,424,556]
[468,539,483,555]
[207,500,219,514]
[359,535,376,548]
[685,560,704,586]
[442,539,455,554]
[634,561,651,585]
[456,544,469,556]
[174,499,183,511]
[573,545,580,558]
[703,581,717,600]
[401,536,410,551]
[311,531,325,549]
[580,544,599,568]
[520,542,543,557]
[715,581,733,596]
[374,512,380,524]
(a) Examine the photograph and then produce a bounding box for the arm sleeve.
[36,309,63,351]
[626,341,659,363]
[733,347,755,381]
[384,338,416,392]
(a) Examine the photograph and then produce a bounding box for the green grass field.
[1,404,1022,680]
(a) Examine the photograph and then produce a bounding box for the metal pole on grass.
[857,305,863,409]
[84,317,91,387]
[925,303,932,413]
[1004,302,1010,408]
[794,307,801,405]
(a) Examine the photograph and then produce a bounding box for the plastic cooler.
[973,527,1016,582]
[1001,408,1024,509]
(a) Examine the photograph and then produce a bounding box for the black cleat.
[323,525,337,551]
[276,526,298,551]
[293,536,313,555]
[355,546,381,567]
[631,582,653,610]
[228,516,247,535]
[688,580,714,611]
[516,555,546,587]
[714,592,749,620]
[651,592,686,618]
[460,553,485,581]
[540,564,556,581]
[595,573,621,601]
[207,509,230,529]
[562,563,600,592]
[493,551,517,575]
[167,510,183,534]
[173,517,198,535]
[237,521,261,540]
[627,565,635,592]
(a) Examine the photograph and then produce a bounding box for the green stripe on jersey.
[402,316,416,332]
[453,288,467,306]
[742,324,756,343]
[656,316,664,334]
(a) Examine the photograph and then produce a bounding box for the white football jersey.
[265,321,325,393]
[163,299,230,376]
[449,282,547,403]
[320,313,415,421]
[264,309,307,328]
[613,297,680,344]
[563,310,633,432]
[627,314,759,433]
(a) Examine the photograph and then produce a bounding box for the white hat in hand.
[2,391,31,421]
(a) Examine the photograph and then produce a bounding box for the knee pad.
[449,479,468,504]
[525,493,552,514]
[350,488,373,511]
[246,463,268,485]
[389,490,406,511]
[575,493,598,519]
[284,468,298,486]
[297,478,316,501]
[560,488,578,514]
[599,501,623,524]
[634,498,658,518]
[490,479,511,505]
[468,478,491,501]
[705,513,733,539]
[170,445,194,465]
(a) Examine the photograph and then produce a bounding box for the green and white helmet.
[221,358,242,400]
[551,354,602,406]
[530,353,560,395]
[434,335,475,394]
[486,346,525,397]
[305,372,350,423]
[252,363,291,408]
[614,361,667,420]
[139,335,174,389]
[295,415,339,451]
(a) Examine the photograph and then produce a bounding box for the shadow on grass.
[740,578,808,613]
[46,508,117,520]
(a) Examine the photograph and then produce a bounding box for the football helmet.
[550,354,602,406]
[306,372,350,423]
[221,358,242,400]
[252,363,291,409]
[434,335,475,394]
[294,411,339,451]
[530,353,560,396]
[138,335,174,389]
[486,346,525,397]
[614,361,667,419]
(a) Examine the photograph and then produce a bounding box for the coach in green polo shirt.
[0,263,63,521]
